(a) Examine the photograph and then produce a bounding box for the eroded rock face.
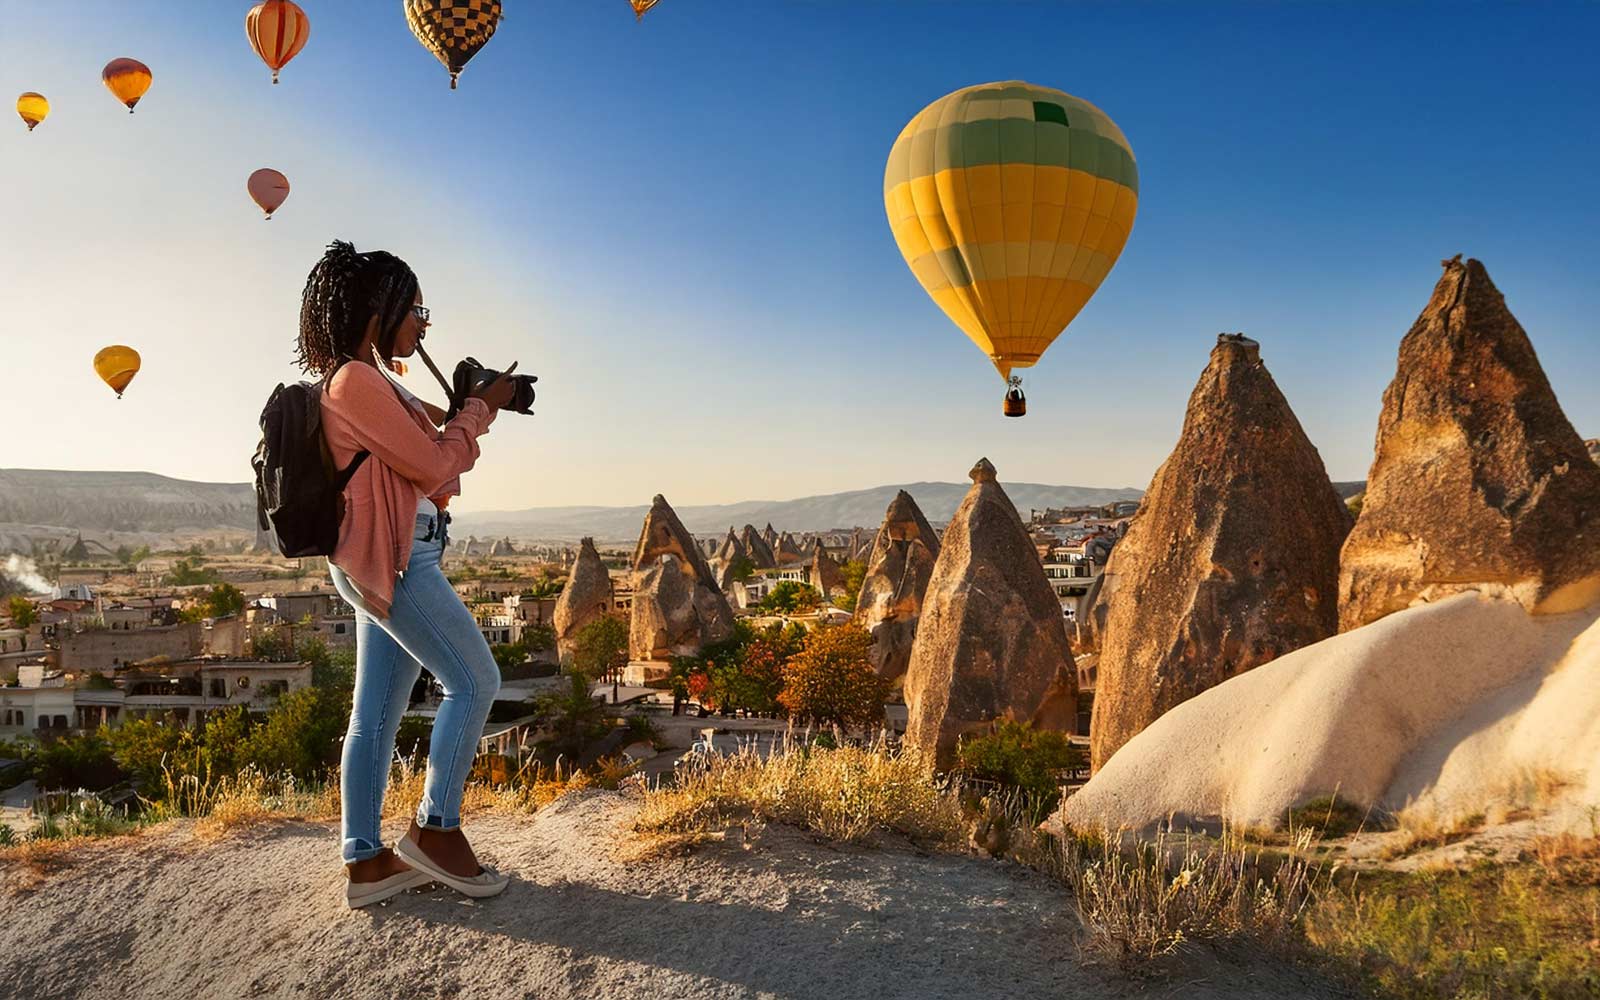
[809,540,845,600]
[1587,440,1600,468]
[629,497,734,660]
[554,538,613,660]
[855,490,942,683]
[774,531,804,566]
[1090,334,1352,773]
[710,529,747,591]
[903,460,1078,767]
[740,524,777,570]
[1338,257,1600,630]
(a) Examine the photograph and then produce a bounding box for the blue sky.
[3,2,1596,511]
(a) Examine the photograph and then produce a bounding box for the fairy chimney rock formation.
[855,490,942,683]
[1339,257,1600,630]
[774,531,805,566]
[740,524,777,570]
[809,539,845,599]
[1089,334,1352,773]
[1587,440,1600,468]
[902,459,1078,767]
[553,538,613,660]
[629,496,734,660]
[762,523,780,551]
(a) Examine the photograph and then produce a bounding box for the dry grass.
[633,737,964,851]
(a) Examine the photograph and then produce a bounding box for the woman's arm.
[324,364,497,496]
[418,398,449,425]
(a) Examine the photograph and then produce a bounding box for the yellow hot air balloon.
[884,81,1139,416]
[404,0,501,90]
[630,0,662,20]
[16,92,49,132]
[247,0,312,84]
[247,168,291,219]
[102,58,153,112]
[93,346,142,399]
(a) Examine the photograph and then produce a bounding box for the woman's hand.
[470,368,518,412]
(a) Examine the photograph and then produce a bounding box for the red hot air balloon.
[247,0,311,84]
[248,168,291,220]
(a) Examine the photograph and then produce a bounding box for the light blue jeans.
[328,501,501,864]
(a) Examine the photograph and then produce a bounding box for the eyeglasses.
[411,304,430,325]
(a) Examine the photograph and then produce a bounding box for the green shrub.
[955,721,1083,821]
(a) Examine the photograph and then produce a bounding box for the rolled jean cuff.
[344,836,386,864]
[418,812,461,831]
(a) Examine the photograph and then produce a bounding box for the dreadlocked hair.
[295,239,420,376]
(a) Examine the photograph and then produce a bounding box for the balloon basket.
[1003,377,1026,418]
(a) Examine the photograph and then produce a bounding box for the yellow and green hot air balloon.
[93,345,142,398]
[404,0,501,89]
[16,92,49,132]
[884,81,1138,416]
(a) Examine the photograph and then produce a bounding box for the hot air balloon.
[246,0,311,84]
[93,346,142,399]
[247,168,291,219]
[16,93,49,132]
[403,0,501,89]
[883,81,1138,416]
[102,58,153,112]
[630,0,662,20]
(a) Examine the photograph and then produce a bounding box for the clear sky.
[3,2,1596,512]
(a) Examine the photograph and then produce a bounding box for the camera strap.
[412,343,456,403]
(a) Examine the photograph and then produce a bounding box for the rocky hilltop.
[0,469,256,534]
[1090,334,1352,772]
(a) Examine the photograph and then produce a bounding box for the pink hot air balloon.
[247,168,290,220]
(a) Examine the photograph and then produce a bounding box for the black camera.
[449,356,537,418]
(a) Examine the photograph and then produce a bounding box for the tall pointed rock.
[762,523,779,551]
[774,531,804,566]
[554,538,614,660]
[1339,257,1600,629]
[903,460,1078,767]
[740,524,777,570]
[629,496,734,660]
[1090,334,1352,773]
[809,539,845,600]
[855,490,942,683]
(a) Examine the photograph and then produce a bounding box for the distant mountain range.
[451,481,1147,543]
[0,469,1145,546]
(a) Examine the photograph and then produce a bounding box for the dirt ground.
[0,791,1362,1000]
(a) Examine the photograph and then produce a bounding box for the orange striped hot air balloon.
[247,168,291,219]
[16,92,49,132]
[246,0,311,84]
[630,0,662,20]
[102,58,152,112]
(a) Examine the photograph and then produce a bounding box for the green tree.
[8,596,38,630]
[760,581,822,614]
[202,583,245,619]
[491,641,528,671]
[107,717,198,789]
[833,559,868,611]
[523,623,556,653]
[777,624,887,732]
[727,554,756,584]
[240,686,349,781]
[571,615,629,680]
[164,558,220,587]
[956,720,1085,821]
[198,705,255,776]
[535,671,610,760]
[311,645,356,689]
[32,730,123,791]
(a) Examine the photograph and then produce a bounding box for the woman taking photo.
[295,240,518,908]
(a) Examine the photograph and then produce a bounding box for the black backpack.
[252,372,369,558]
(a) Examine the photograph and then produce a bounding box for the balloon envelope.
[246,0,311,83]
[16,92,48,131]
[630,0,662,20]
[102,58,153,112]
[93,345,141,398]
[248,168,291,218]
[403,0,501,89]
[883,81,1138,381]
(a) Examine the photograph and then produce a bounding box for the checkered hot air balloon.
[884,81,1139,417]
[403,0,502,90]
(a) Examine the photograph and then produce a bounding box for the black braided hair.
[295,239,420,376]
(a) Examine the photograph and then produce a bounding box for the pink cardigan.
[321,362,497,619]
